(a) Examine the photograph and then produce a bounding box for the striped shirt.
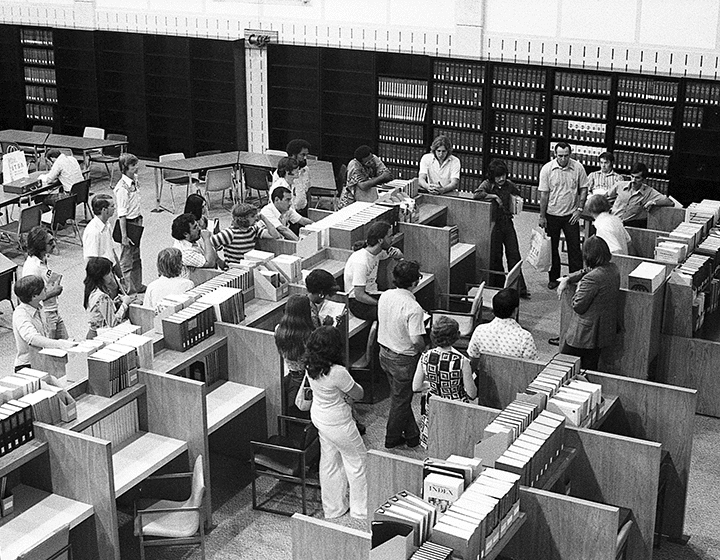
[211,223,265,264]
[584,170,623,195]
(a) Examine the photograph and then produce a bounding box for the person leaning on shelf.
[418,135,461,195]
[473,158,530,299]
[538,141,588,290]
[338,145,393,208]
[259,185,313,241]
[607,162,673,229]
[584,195,631,256]
[272,139,312,218]
[171,213,224,271]
[583,151,623,200]
[144,247,194,312]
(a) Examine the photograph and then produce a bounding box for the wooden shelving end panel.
[0,440,48,479]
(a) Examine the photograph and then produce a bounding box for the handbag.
[295,373,313,412]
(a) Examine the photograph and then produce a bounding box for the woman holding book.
[275,294,315,418]
[183,193,210,230]
[84,257,136,339]
[305,326,367,519]
[413,315,477,449]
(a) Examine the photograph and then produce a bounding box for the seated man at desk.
[171,213,224,271]
[12,275,76,371]
[418,135,460,195]
[608,162,673,228]
[271,139,312,218]
[36,148,84,205]
[467,288,538,361]
[259,186,312,241]
[344,221,403,322]
[338,145,393,208]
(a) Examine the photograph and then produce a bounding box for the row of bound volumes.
[23,47,54,66]
[614,150,670,175]
[25,85,57,103]
[197,287,245,324]
[491,89,546,113]
[618,77,678,102]
[23,67,56,85]
[433,84,482,108]
[551,118,607,144]
[20,28,53,46]
[614,126,675,152]
[458,176,477,193]
[506,160,541,184]
[433,127,483,154]
[378,77,428,101]
[379,121,424,145]
[87,343,140,398]
[378,143,426,169]
[489,135,538,159]
[555,72,612,96]
[162,302,216,352]
[493,111,544,136]
[432,106,482,130]
[617,102,674,127]
[81,400,139,448]
[378,100,427,122]
[682,106,707,129]
[493,66,546,89]
[26,103,54,122]
[645,177,669,194]
[434,60,484,84]
[185,267,254,301]
[552,95,608,119]
[686,82,720,105]
[459,153,483,177]
[0,400,34,458]
[516,184,540,205]
[186,345,227,387]
[549,142,605,165]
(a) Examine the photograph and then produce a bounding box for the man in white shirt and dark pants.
[378,260,426,449]
[113,153,144,293]
[83,194,121,274]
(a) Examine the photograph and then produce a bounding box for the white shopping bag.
[527,227,552,272]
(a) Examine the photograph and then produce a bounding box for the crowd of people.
[11,135,670,521]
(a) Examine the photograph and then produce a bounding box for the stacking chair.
[199,166,236,209]
[476,260,524,322]
[158,153,196,213]
[70,178,92,222]
[431,281,485,351]
[194,150,221,181]
[0,204,43,251]
[15,523,72,560]
[135,455,206,560]
[616,519,634,560]
[251,415,320,516]
[41,194,81,247]
[242,165,272,205]
[80,126,105,170]
[89,133,127,183]
[21,125,52,171]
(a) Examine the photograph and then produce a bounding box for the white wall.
[2,0,720,77]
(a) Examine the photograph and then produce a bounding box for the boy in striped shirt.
[211,203,275,265]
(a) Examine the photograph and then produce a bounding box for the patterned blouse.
[420,347,472,402]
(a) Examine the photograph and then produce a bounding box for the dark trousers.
[379,347,420,445]
[546,213,583,282]
[348,297,378,322]
[490,217,528,295]
[560,342,601,371]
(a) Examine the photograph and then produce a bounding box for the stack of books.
[423,456,481,513]
[270,254,303,284]
[186,267,254,303]
[482,399,541,443]
[667,222,705,254]
[408,542,453,559]
[65,339,105,383]
[676,255,713,291]
[80,401,138,447]
[87,343,140,397]
[686,200,720,230]
[430,468,521,560]
[0,399,34,457]
[114,333,154,370]
[327,205,397,249]
[197,286,245,324]
[628,262,669,293]
[655,240,688,264]
[374,490,436,547]
[0,369,46,401]
[162,302,216,351]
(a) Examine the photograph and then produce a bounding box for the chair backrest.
[265,149,287,157]
[243,166,271,192]
[187,454,205,509]
[503,259,524,290]
[469,281,486,323]
[83,126,105,140]
[19,205,44,236]
[2,142,21,153]
[616,519,633,560]
[104,133,127,158]
[195,150,221,157]
[16,523,70,560]
[336,163,347,194]
[205,167,234,192]
[159,152,186,182]
[301,421,319,450]
[32,125,53,134]
[51,194,78,228]
[70,178,91,205]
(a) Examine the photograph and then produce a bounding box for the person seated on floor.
[171,213,224,271]
[144,247,195,312]
[467,288,538,361]
[12,275,76,372]
[211,202,274,265]
[259,185,312,241]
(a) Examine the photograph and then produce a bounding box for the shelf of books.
[614,76,679,195]
[20,27,55,125]
[431,59,485,191]
[377,75,428,179]
[489,65,548,206]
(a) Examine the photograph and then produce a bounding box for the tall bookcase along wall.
[21,27,56,127]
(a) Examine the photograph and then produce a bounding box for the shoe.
[384,438,405,449]
[548,337,560,346]
[405,436,420,448]
[356,422,366,436]
[520,291,532,300]
[547,280,560,290]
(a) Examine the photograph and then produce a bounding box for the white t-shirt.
[419,153,461,189]
[308,364,355,427]
[594,212,630,255]
[344,248,384,297]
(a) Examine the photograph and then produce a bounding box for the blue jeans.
[379,347,420,445]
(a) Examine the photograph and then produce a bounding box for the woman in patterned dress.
[412,315,477,448]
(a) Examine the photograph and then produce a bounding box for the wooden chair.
[158,152,196,213]
[41,194,81,247]
[242,165,272,205]
[251,415,320,516]
[135,454,206,560]
[89,133,126,183]
[431,281,485,350]
[15,522,72,560]
[476,260,524,322]
[199,166,235,209]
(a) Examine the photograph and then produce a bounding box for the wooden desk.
[0,172,53,223]
[206,380,265,434]
[0,484,94,560]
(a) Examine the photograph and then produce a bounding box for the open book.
[318,299,346,326]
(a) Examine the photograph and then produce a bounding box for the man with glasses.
[539,142,588,290]
[339,145,393,208]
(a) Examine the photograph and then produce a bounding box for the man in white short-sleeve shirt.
[259,185,312,241]
[418,135,461,195]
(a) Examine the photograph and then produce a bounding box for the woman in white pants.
[305,326,367,519]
